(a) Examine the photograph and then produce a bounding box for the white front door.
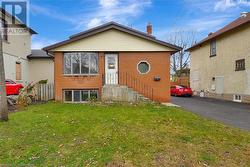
[105,54,118,84]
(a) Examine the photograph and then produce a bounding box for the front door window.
[105,54,118,84]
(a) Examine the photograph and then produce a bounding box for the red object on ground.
[170,85,193,97]
[5,79,23,96]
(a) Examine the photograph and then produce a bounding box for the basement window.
[233,95,242,103]
[64,90,98,102]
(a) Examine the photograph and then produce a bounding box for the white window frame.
[137,61,150,74]
[0,19,8,41]
[233,95,242,103]
[63,52,99,76]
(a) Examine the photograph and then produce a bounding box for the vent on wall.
[233,95,242,103]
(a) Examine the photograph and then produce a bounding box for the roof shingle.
[27,50,53,59]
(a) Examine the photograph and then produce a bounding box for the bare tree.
[0,33,8,121]
[167,30,197,76]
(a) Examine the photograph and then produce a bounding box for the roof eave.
[29,28,38,35]
[43,22,182,52]
[27,56,54,59]
[187,16,250,52]
[0,8,37,35]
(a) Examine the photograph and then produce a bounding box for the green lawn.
[0,102,249,166]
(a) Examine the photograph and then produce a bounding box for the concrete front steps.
[102,85,150,102]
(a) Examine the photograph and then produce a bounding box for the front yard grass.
[0,102,249,166]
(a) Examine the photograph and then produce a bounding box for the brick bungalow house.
[187,12,250,103]
[44,22,181,102]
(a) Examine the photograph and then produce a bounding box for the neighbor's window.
[16,62,22,80]
[64,90,98,102]
[235,59,245,71]
[233,95,242,102]
[63,52,98,75]
[0,19,8,41]
[210,40,216,57]
[137,61,150,74]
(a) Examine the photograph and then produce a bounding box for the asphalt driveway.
[171,96,250,131]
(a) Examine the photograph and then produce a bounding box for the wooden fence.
[36,84,55,101]
[171,76,190,87]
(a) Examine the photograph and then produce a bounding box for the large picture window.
[64,90,98,102]
[64,52,98,75]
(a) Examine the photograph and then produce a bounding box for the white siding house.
[1,8,37,85]
[1,8,54,85]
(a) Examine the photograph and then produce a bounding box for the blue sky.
[26,0,250,49]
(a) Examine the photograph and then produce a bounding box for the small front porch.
[101,53,154,102]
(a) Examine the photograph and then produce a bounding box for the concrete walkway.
[171,96,250,131]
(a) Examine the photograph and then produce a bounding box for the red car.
[171,85,193,97]
[6,79,23,96]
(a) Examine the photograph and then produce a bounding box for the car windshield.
[5,80,15,84]
[178,85,188,88]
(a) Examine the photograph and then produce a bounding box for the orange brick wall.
[54,52,171,102]
[119,52,171,102]
[54,52,105,101]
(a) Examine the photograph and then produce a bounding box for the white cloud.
[186,17,229,32]
[155,14,233,43]
[99,0,119,8]
[214,0,250,11]
[85,0,152,28]
[30,0,151,30]
[214,0,237,11]
[30,4,75,23]
[32,36,57,49]
[239,0,250,5]
[87,18,102,28]
[184,0,217,13]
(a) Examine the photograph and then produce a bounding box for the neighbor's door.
[215,76,224,94]
[105,54,118,84]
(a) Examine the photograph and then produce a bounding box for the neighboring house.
[187,12,250,103]
[27,50,54,84]
[44,22,181,102]
[1,9,53,85]
[0,8,37,85]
